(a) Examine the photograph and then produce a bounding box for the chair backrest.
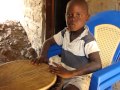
[86,10,120,63]
[86,10,120,35]
[87,10,120,90]
[89,24,120,90]
[94,24,120,68]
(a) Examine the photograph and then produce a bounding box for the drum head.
[0,60,56,90]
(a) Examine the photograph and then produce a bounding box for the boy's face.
[65,4,89,31]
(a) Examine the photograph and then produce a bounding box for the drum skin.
[0,60,56,90]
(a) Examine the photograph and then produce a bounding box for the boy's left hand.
[49,62,74,78]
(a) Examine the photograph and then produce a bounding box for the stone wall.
[21,0,46,55]
[87,0,120,15]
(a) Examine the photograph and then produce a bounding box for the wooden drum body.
[0,60,56,90]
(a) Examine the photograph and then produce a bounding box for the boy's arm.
[40,37,56,57]
[49,52,102,78]
[73,52,102,76]
[32,37,57,64]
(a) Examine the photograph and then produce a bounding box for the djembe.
[0,60,57,90]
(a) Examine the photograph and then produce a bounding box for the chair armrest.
[112,43,120,63]
[48,44,62,51]
[89,61,120,90]
[47,44,62,58]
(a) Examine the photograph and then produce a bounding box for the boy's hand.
[31,55,48,64]
[49,62,74,78]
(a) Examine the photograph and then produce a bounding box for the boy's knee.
[63,84,79,90]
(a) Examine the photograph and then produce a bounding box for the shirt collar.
[65,25,89,40]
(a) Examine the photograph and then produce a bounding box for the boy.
[33,0,102,90]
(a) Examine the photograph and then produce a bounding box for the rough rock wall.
[0,21,37,64]
[87,0,120,15]
[21,0,46,56]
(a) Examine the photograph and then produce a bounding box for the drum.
[0,60,57,90]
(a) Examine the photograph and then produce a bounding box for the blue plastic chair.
[86,10,120,35]
[86,10,120,90]
[86,10,120,64]
[47,10,120,90]
[89,61,120,90]
[89,24,120,90]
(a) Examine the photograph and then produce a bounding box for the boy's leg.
[63,84,79,90]
[63,75,91,90]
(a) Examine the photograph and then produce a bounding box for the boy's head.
[65,0,89,31]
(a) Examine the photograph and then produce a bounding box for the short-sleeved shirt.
[53,25,100,69]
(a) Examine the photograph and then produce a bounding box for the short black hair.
[66,0,89,14]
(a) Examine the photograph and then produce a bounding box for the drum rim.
[0,60,57,90]
[39,75,57,90]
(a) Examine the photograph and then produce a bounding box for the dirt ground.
[0,20,37,64]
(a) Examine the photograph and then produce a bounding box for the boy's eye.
[76,13,80,17]
[66,13,81,18]
[66,13,72,17]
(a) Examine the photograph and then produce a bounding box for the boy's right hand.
[31,55,48,64]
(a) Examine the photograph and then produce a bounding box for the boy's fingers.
[31,58,41,65]
[31,59,37,64]
[49,65,54,69]
[31,59,33,62]
[43,58,48,64]
[50,69,61,75]
[53,62,62,67]
[36,59,40,64]
[49,65,60,73]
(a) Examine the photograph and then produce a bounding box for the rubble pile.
[0,21,37,64]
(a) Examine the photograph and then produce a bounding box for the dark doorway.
[46,0,70,39]
[54,0,70,33]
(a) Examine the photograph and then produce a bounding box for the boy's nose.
[71,14,76,18]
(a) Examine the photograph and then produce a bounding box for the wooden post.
[46,0,55,39]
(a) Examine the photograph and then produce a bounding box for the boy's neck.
[70,26,84,35]
[70,26,85,42]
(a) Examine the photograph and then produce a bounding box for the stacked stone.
[0,21,37,64]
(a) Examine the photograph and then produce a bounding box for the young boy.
[33,0,102,90]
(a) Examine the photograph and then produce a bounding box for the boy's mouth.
[68,23,75,25]
[67,24,76,30]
